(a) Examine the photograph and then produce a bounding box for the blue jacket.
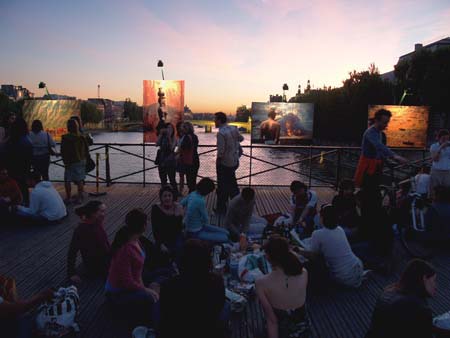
[180,191,209,233]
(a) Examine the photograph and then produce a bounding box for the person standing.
[5,117,32,205]
[183,122,200,193]
[429,129,450,196]
[354,109,407,230]
[61,119,88,204]
[29,120,56,181]
[156,123,178,197]
[214,112,244,214]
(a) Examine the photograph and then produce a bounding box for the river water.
[50,127,319,186]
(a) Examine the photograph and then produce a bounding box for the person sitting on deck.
[151,185,184,263]
[223,187,267,242]
[366,259,436,338]
[256,236,310,338]
[15,170,67,225]
[0,163,22,223]
[332,179,361,240]
[414,165,431,199]
[418,186,450,244]
[0,277,54,338]
[299,204,364,288]
[158,239,229,338]
[290,180,318,236]
[67,201,110,283]
[105,209,159,326]
[180,177,230,244]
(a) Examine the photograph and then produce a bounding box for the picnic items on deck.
[238,253,272,283]
[36,285,80,337]
[225,288,247,313]
[132,326,156,338]
[434,311,450,334]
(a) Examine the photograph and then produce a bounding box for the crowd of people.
[1,109,450,338]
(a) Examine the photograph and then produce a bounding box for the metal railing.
[49,143,431,189]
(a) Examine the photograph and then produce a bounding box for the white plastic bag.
[36,285,80,337]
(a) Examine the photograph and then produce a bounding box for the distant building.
[1,84,34,100]
[381,37,450,82]
[269,94,283,102]
[87,98,114,124]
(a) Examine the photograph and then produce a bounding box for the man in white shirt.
[16,171,67,225]
[214,112,244,214]
[430,129,450,196]
[299,205,364,288]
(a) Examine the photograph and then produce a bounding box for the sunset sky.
[1,0,449,113]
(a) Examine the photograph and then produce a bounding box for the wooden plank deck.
[1,184,450,338]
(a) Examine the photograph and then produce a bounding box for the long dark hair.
[264,236,303,276]
[9,117,28,142]
[75,200,103,219]
[388,259,436,298]
[180,239,212,278]
[111,209,147,256]
[31,120,44,133]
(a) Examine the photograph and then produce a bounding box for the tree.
[290,64,395,143]
[123,98,142,121]
[81,101,103,124]
[394,47,450,111]
[0,93,24,122]
[235,105,251,122]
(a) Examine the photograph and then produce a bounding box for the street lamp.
[282,83,289,102]
[157,60,165,80]
[38,82,50,96]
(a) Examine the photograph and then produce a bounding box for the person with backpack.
[29,119,57,181]
[61,119,88,205]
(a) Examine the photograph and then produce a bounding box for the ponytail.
[111,208,147,256]
[264,236,303,276]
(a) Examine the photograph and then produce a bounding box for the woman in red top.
[105,209,159,326]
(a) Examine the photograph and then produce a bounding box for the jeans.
[216,163,239,212]
[158,165,178,196]
[15,209,51,226]
[32,155,50,181]
[189,225,230,244]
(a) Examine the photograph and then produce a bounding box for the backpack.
[36,286,80,337]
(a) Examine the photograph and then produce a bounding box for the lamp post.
[157,60,165,80]
[38,82,50,97]
[282,83,289,102]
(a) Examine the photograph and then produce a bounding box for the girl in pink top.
[105,209,159,325]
